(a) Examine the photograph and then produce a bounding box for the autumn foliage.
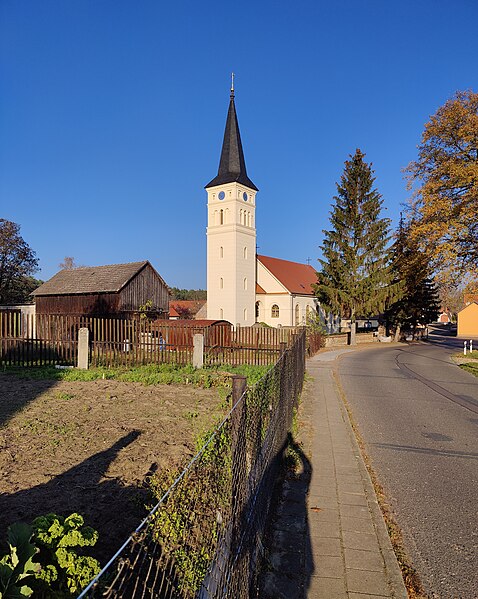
[406,90,478,278]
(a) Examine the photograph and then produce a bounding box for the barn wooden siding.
[35,294,120,316]
[119,265,169,313]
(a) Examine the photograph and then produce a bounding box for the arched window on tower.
[225,208,229,223]
[220,246,224,258]
[243,247,247,259]
[220,278,223,289]
[220,308,224,319]
[244,308,247,321]
[295,304,300,325]
[271,304,279,318]
[220,209,224,225]
[243,278,247,290]
[239,209,243,224]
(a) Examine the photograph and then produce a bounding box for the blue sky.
[1,0,477,289]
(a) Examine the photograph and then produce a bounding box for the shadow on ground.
[258,435,313,599]
[0,430,150,564]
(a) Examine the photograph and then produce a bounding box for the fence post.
[193,333,204,368]
[78,328,89,370]
[230,375,248,597]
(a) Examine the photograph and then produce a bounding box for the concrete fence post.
[78,328,89,370]
[193,333,204,369]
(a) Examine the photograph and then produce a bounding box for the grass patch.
[460,362,478,377]
[1,363,270,389]
[452,349,478,360]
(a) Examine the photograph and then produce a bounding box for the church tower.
[205,82,258,326]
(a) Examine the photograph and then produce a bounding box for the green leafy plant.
[147,426,232,595]
[30,513,101,597]
[0,522,40,598]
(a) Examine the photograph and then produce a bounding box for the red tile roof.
[258,255,317,296]
[169,305,180,318]
[256,283,266,294]
[169,300,206,316]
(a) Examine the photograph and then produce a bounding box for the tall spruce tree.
[315,149,396,342]
[385,216,440,339]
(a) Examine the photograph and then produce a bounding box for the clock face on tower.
[243,192,248,201]
[218,191,225,200]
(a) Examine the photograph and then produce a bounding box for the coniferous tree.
[314,149,397,341]
[385,216,440,339]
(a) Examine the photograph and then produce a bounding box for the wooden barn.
[32,261,169,318]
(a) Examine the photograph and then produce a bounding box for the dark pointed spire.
[205,81,258,191]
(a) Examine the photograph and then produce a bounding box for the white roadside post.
[464,340,467,356]
[470,340,473,353]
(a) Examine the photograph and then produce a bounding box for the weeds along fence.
[0,313,299,367]
[78,330,306,599]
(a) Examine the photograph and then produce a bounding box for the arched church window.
[243,247,247,259]
[220,209,224,225]
[225,208,229,223]
[220,278,223,289]
[244,308,247,321]
[244,278,247,290]
[295,304,300,325]
[220,246,224,258]
[220,308,223,319]
[239,209,243,224]
[271,304,279,318]
[214,210,218,225]
[255,301,260,319]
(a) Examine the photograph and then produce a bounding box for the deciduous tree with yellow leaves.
[406,90,478,279]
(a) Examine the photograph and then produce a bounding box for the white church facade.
[205,85,319,328]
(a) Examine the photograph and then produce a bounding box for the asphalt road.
[336,331,478,599]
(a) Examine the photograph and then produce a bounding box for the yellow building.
[457,302,478,337]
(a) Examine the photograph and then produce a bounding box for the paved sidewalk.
[261,350,408,599]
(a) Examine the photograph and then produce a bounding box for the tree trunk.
[394,324,401,343]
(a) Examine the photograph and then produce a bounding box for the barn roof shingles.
[32,261,153,296]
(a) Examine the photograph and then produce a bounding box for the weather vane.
[231,72,235,96]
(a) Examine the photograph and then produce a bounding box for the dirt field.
[0,374,226,563]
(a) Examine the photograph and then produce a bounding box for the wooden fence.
[0,313,301,368]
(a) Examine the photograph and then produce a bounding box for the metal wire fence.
[78,330,306,599]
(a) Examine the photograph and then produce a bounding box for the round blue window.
[218,191,225,200]
[243,192,248,201]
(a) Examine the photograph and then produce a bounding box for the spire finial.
[230,72,235,98]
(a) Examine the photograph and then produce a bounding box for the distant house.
[457,302,478,338]
[169,300,207,320]
[32,261,169,318]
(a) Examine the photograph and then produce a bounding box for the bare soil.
[0,374,225,563]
